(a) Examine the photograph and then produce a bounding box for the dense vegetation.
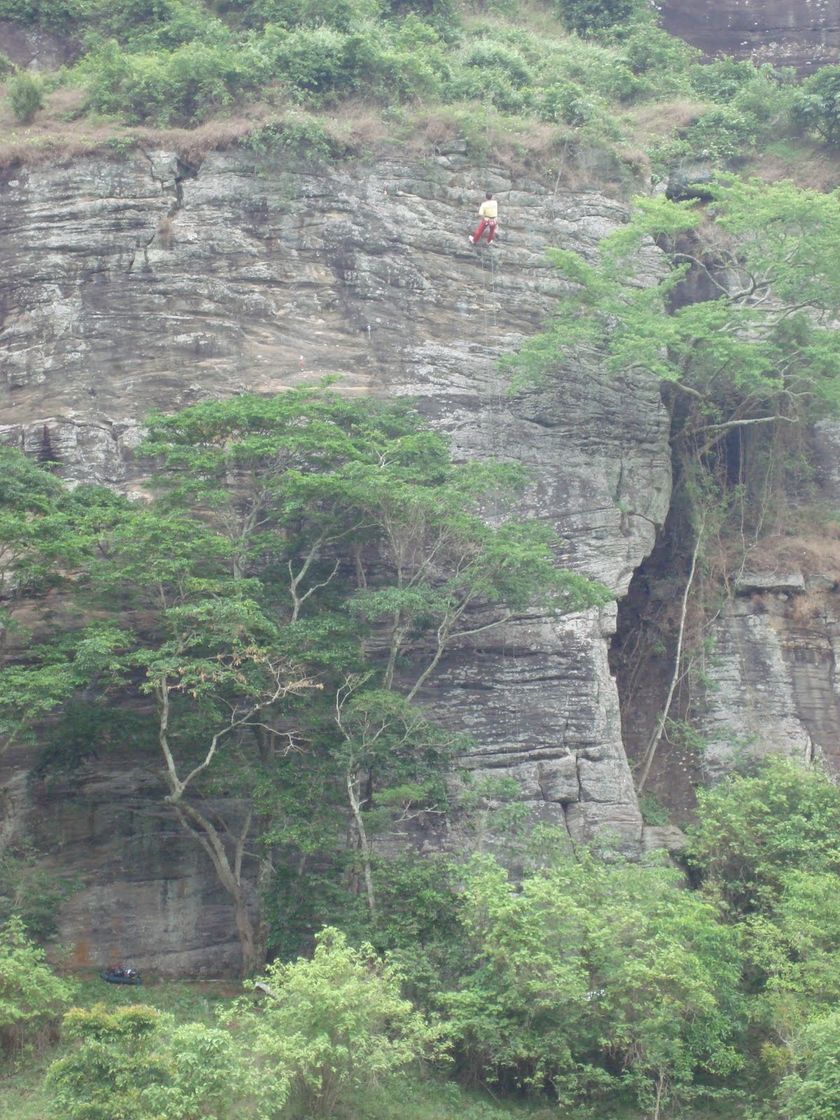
[1,0,836,176]
[3,760,840,1118]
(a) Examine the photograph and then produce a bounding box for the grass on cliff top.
[1,0,838,194]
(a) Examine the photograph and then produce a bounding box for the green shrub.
[47,1003,244,1119]
[777,1010,840,1120]
[685,758,840,916]
[553,0,650,36]
[540,35,642,103]
[234,928,447,1118]
[446,851,742,1112]
[537,78,615,133]
[80,38,260,124]
[794,64,840,145]
[246,114,345,159]
[7,70,43,123]
[0,915,75,1058]
[0,0,81,30]
[670,104,759,163]
[462,39,532,88]
[449,39,535,113]
[690,56,763,102]
[639,790,669,826]
[262,24,350,98]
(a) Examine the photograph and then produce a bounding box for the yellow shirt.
[478,199,498,220]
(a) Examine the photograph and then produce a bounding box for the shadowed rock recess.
[0,149,672,973]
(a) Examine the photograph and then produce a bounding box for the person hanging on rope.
[469,192,498,245]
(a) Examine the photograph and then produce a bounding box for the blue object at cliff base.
[101,967,142,985]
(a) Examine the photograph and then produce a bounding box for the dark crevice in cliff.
[610,404,704,822]
[128,150,199,271]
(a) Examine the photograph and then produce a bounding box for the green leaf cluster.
[0,915,75,1058]
[47,1002,244,1119]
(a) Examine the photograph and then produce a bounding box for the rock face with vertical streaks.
[0,146,672,972]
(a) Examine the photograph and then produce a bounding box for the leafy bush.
[685,758,840,916]
[618,21,698,85]
[262,24,350,97]
[685,105,759,160]
[47,1003,244,1120]
[447,33,540,111]
[7,70,43,123]
[655,104,761,168]
[778,1010,840,1120]
[690,56,765,102]
[445,851,742,1112]
[0,0,81,30]
[553,0,650,36]
[235,928,447,1117]
[537,78,616,133]
[246,114,345,159]
[0,915,75,1058]
[794,64,840,145]
[80,38,261,124]
[217,0,382,32]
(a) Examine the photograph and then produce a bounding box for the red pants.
[472,218,497,243]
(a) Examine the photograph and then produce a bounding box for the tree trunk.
[346,768,376,915]
[170,797,267,977]
[233,887,264,977]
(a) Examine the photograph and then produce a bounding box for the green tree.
[0,914,75,1058]
[47,1003,244,1119]
[445,847,742,1117]
[686,760,840,1074]
[12,390,601,974]
[78,502,314,975]
[139,388,608,929]
[794,65,840,146]
[685,758,840,916]
[508,181,840,789]
[777,1010,840,1120]
[509,180,840,429]
[234,926,446,1118]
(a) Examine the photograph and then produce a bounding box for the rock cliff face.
[694,421,840,782]
[660,0,840,70]
[0,147,671,973]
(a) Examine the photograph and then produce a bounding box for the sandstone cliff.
[0,147,672,972]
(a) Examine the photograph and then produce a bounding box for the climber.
[469,192,498,245]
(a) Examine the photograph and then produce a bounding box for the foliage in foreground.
[2,761,838,1119]
[0,916,75,1058]
[233,927,447,1118]
[46,1002,244,1120]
